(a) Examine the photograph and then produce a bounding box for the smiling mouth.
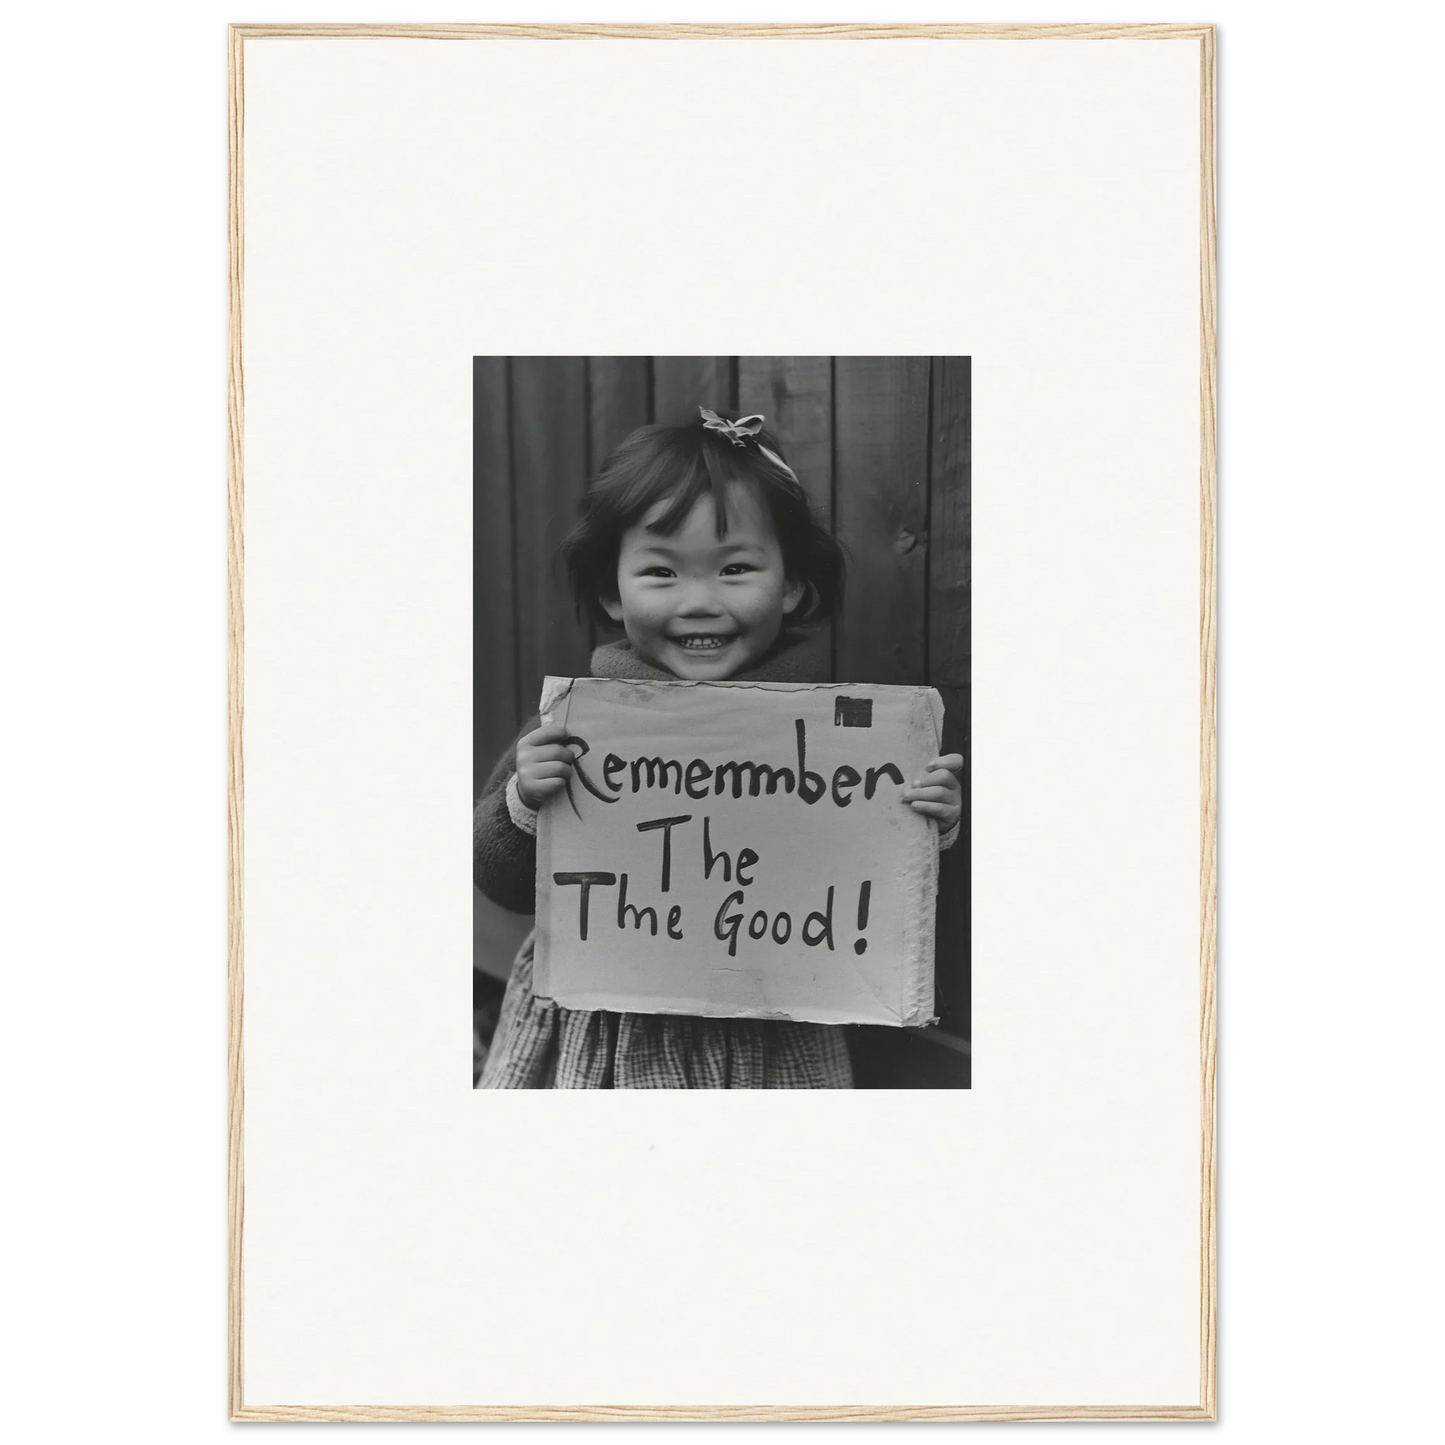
[671,634,736,652]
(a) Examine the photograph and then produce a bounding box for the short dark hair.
[562,410,845,631]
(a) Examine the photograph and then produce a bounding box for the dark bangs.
[562,412,845,631]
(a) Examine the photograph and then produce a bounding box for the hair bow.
[699,408,765,447]
[698,406,801,483]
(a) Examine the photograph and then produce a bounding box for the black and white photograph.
[473,357,971,1088]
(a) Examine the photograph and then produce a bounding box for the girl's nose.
[675,582,724,616]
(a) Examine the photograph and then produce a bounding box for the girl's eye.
[720,563,756,576]
[639,566,675,579]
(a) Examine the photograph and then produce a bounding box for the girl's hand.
[514,722,581,810]
[902,754,964,833]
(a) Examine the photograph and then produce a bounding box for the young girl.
[474,408,963,1089]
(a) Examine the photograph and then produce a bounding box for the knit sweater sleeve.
[473,714,542,914]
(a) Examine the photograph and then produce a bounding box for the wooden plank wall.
[474,357,970,1040]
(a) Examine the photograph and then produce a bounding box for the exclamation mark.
[853,880,871,955]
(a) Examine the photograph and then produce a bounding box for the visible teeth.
[676,635,732,650]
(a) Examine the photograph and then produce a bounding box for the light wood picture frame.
[229,22,1216,1421]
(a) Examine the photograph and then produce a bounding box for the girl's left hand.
[902,754,964,834]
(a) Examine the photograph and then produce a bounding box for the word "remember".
[589,718,904,809]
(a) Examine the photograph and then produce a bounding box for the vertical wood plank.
[586,357,652,653]
[736,356,832,520]
[928,356,971,686]
[651,356,734,424]
[473,357,517,792]
[511,357,592,717]
[928,359,971,1041]
[587,356,650,472]
[738,356,835,675]
[932,682,971,1040]
[832,357,930,684]
[924,356,971,1046]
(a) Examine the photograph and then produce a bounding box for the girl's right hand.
[514,722,580,810]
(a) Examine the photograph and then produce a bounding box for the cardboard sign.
[534,677,944,1026]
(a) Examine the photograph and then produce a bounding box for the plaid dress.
[480,938,852,1089]
[475,633,854,1090]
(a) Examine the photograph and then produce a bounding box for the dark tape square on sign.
[833,697,873,728]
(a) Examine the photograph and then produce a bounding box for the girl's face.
[603,485,805,680]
